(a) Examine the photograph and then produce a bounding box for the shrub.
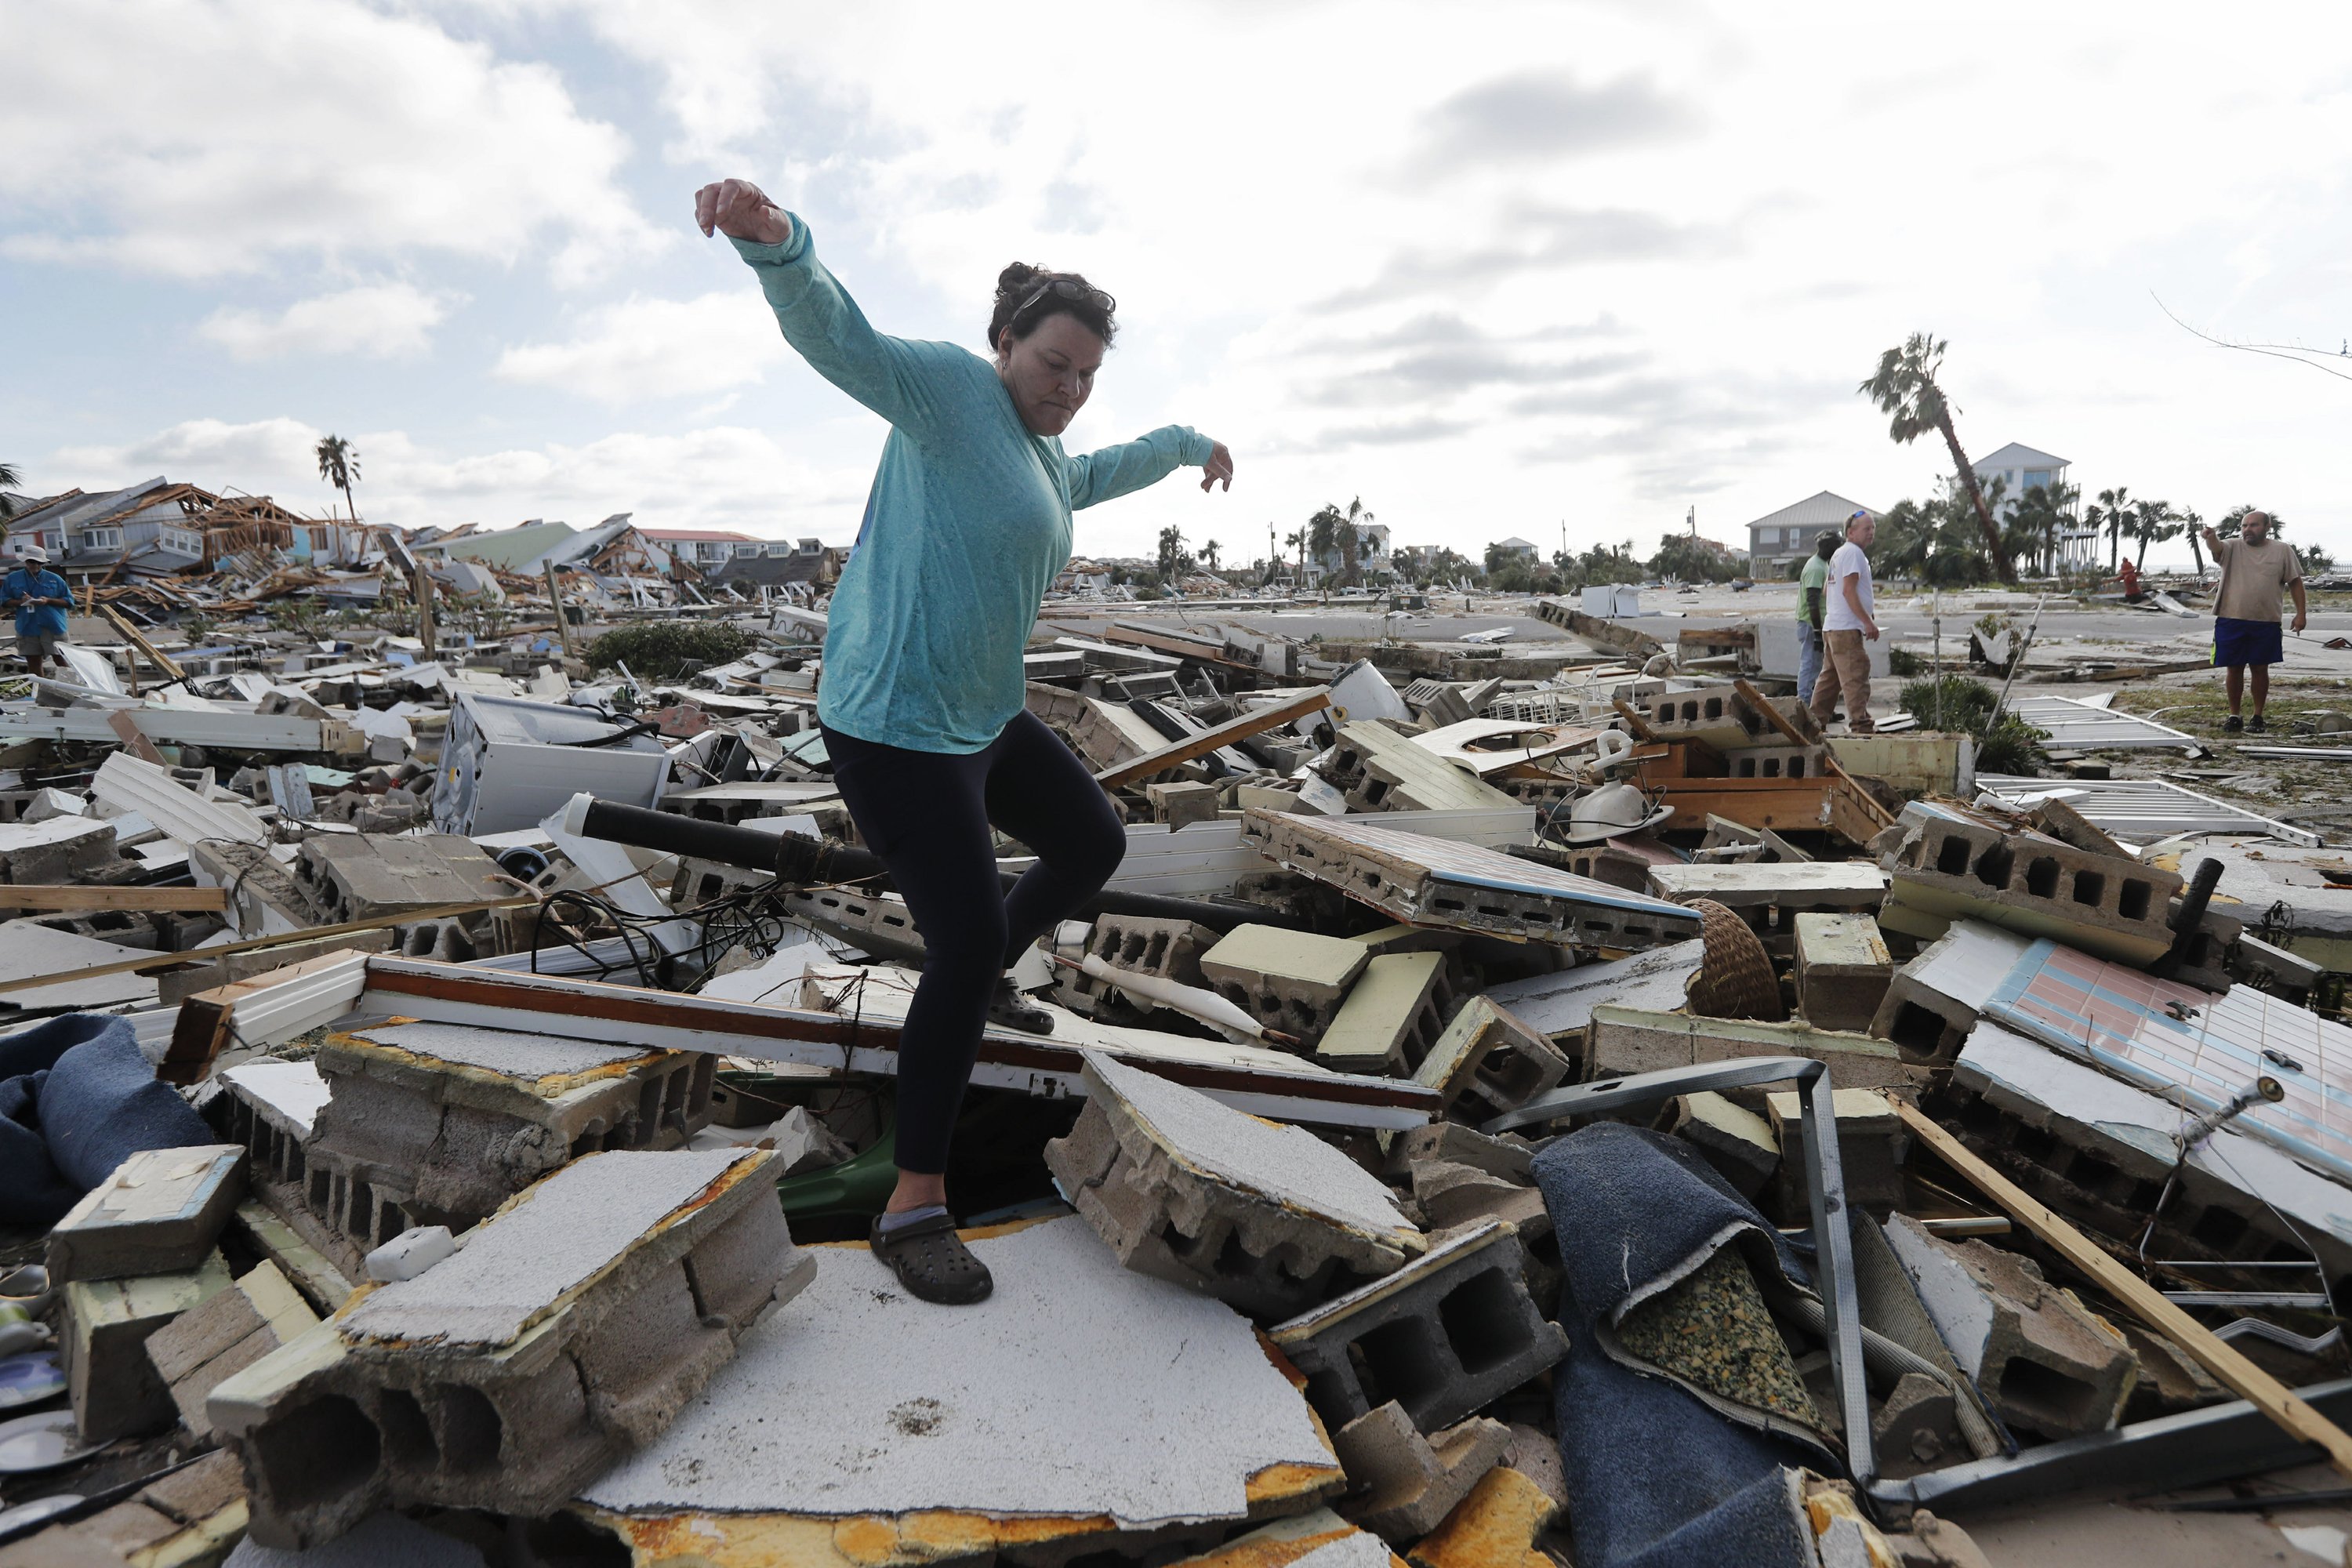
[1887,647,1926,678]
[586,621,752,680]
[1898,673,2048,774]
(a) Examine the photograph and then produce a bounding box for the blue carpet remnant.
[1534,1121,1838,1568]
[0,1012,215,1225]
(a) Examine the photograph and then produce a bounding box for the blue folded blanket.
[0,1013,216,1226]
[1534,1121,1838,1568]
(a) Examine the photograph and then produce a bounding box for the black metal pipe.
[564,796,1308,931]
[2155,856,2227,979]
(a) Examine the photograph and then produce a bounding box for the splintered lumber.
[100,605,188,684]
[1890,1095,2352,1483]
[1094,690,1332,789]
[0,885,227,913]
[1736,677,1891,830]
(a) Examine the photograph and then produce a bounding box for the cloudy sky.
[7,2,2350,567]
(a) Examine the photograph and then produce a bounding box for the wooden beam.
[1093,690,1333,790]
[0,884,227,913]
[1610,698,1658,742]
[105,708,169,765]
[99,604,187,684]
[545,560,581,667]
[1737,675,1891,830]
[0,895,534,996]
[1891,1096,2352,1483]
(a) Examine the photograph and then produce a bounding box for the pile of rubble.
[1,590,2349,1567]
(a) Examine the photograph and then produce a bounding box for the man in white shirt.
[1808,510,1881,735]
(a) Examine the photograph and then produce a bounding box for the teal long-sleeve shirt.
[731,219,1214,753]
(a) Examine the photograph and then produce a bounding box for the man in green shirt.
[1795,531,1837,702]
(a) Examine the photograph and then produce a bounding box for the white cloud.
[46,417,876,539]
[198,283,457,360]
[0,0,659,281]
[492,291,787,402]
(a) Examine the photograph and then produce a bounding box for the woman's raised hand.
[1200,441,1236,493]
[695,179,792,247]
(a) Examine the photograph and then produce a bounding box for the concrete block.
[1044,1054,1421,1319]
[1877,800,2180,965]
[1316,952,1453,1073]
[1409,996,1570,1123]
[1056,913,1221,1021]
[1409,1160,1533,1232]
[304,1019,717,1252]
[777,884,924,963]
[1330,1403,1512,1542]
[1200,924,1371,1043]
[211,1147,808,1548]
[1405,1464,1559,1568]
[290,833,508,926]
[1382,1123,1534,1185]
[1587,1004,1923,1093]
[1867,920,2032,1065]
[1883,1214,2136,1439]
[1666,1091,1780,1199]
[0,816,118,885]
[144,1260,320,1438]
[1794,912,1893,1032]
[1766,1088,1905,1218]
[1872,1369,1967,1479]
[1316,721,1522,814]
[1234,783,1306,815]
[63,1250,234,1443]
[1627,687,1813,751]
[1147,779,1224,827]
[46,1145,246,1284]
[1272,1220,1566,1435]
[16,1450,249,1568]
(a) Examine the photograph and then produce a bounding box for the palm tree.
[1200,539,1221,573]
[2129,497,2181,568]
[1306,504,1348,591]
[1156,524,1187,585]
[2180,507,2206,573]
[0,462,20,522]
[314,435,361,522]
[1339,496,1373,588]
[1859,335,2014,583]
[2084,486,2132,572]
[1284,528,1306,585]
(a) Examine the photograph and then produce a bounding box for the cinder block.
[1666,1091,1780,1199]
[1382,1123,1534,1185]
[776,885,924,963]
[1200,924,1371,1044]
[1055,913,1221,1021]
[24,1449,250,1567]
[304,1020,717,1252]
[144,1260,320,1438]
[1272,1220,1566,1435]
[63,1250,234,1443]
[1873,1370,1967,1479]
[1867,920,2030,1065]
[1330,1401,1512,1543]
[1044,1054,1421,1319]
[1410,996,1570,1123]
[1587,1005,1922,1092]
[1766,1088,1905,1219]
[1409,1160,1534,1232]
[1316,952,1453,1073]
[1628,687,1814,751]
[0,816,118,884]
[211,1148,808,1548]
[1877,800,2181,965]
[1795,912,1893,1032]
[1405,1464,1559,1568]
[290,833,508,926]
[1233,783,1307,815]
[47,1145,245,1284]
[1883,1215,2136,1439]
[1146,779,1223,827]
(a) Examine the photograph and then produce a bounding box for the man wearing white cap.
[2,547,71,676]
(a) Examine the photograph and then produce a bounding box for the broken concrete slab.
[1408,996,1570,1123]
[144,1259,319,1439]
[1793,911,1893,1033]
[290,833,508,927]
[1243,808,1702,949]
[45,1145,245,1284]
[1584,1004,1922,1093]
[1320,722,1520,815]
[1476,938,1703,1036]
[211,1147,805,1547]
[1272,1219,1565,1435]
[1666,1091,1780,1199]
[1877,800,2181,965]
[0,816,118,885]
[1331,1402,1510,1542]
[1883,1214,2136,1439]
[579,1215,1342,1542]
[1047,1053,1422,1318]
[1381,1122,1534,1185]
[1147,779,1224,827]
[1404,1464,1559,1568]
[1868,919,2030,1064]
[17,1449,250,1568]
[63,1250,234,1443]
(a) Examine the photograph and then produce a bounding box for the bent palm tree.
[0,462,20,522]
[314,435,361,523]
[1859,336,2014,584]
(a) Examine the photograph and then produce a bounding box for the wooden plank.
[1737,675,1891,831]
[99,604,187,684]
[106,708,169,765]
[1610,698,1657,742]
[1891,1096,2352,1483]
[0,884,227,913]
[1094,690,1333,789]
[0,895,534,996]
[545,560,581,666]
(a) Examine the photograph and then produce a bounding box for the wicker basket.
[1683,898,1788,1022]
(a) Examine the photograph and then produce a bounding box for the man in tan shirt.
[2200,510,2307,734]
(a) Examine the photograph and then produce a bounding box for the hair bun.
[996,262,1044,299]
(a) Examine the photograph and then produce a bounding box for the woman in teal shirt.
[699,178,1232,1304]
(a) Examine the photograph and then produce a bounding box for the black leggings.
[821,711,1126,1175]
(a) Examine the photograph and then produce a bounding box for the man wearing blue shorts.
[2200,510,2306,734]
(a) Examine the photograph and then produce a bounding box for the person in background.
[1796,530,1838,701]
[2200,510,2306,734]
[1808,510,1880,735]
[2103,557,2146,604]
[1,546,71,677]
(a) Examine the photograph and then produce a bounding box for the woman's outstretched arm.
[697,177,960,440]
[1065,429,1234,510]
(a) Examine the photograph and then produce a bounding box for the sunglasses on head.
[1016,277,1115,319]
